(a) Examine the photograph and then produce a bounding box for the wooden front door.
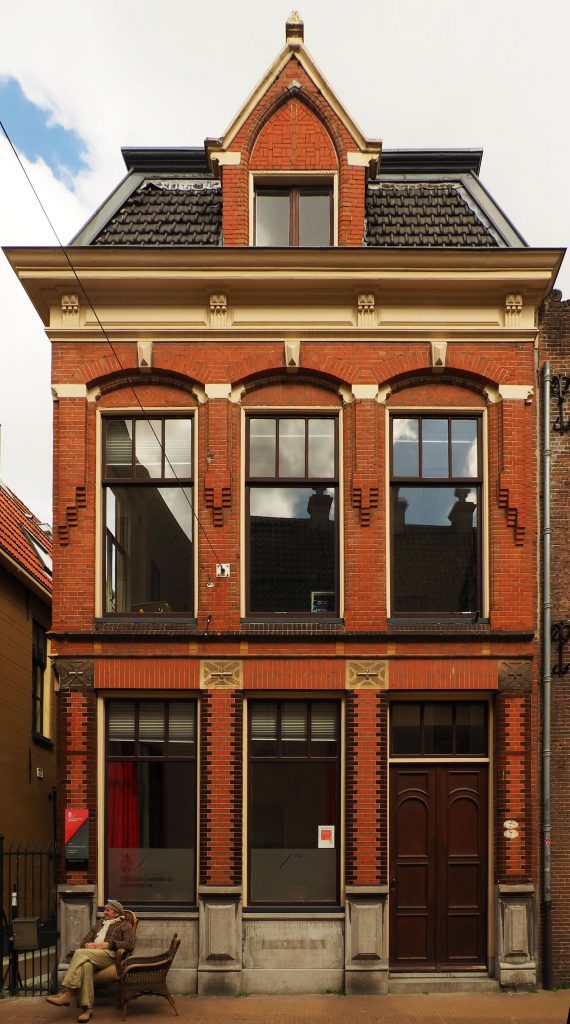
[390,764,488,970]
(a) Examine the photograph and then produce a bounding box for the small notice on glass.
[318,825,335,849]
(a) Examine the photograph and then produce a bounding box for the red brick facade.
[9,15,562,994]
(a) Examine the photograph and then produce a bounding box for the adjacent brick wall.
[538,293,570,983]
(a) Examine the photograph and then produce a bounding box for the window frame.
[31,620,47,738]
[245,413,340,619]
[389,412,483,619]
[389,700,489,759]
[254,185,333,247]
[101,413,195,618]
[105,698,198,908]
[247,698,341,908]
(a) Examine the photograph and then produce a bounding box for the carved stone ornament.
[498,660,532,692]
[61,294,79,315]
[346,660,388,690]
[57,659,94,690]
[357,294,376,328]
[209,294,228,328]
[505,294,523,328]
[200,660,243,690]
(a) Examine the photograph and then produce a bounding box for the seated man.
[47,899,135,1023]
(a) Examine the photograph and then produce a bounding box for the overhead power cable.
[0,118,223,565]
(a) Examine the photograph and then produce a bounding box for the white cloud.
[0,0,568,521]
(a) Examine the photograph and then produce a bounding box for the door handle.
[390,878,396,891]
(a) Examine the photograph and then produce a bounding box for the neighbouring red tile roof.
[0,481,52,596]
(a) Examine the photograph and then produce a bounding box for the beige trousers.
[63,948,115,1008]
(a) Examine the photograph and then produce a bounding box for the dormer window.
[255,186,332,246]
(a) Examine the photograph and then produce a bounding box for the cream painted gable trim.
[209,34,380,161]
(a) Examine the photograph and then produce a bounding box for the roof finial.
[286,11,304,46]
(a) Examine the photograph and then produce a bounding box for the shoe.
[77,1009,92,1023]
[47,991,72,1006]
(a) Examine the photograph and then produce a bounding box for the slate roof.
[92,180,222,247]
[0,481,52,595]
[365,182,499,247]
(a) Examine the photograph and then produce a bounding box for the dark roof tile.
[365,182,498,247]
[92,180,222,246]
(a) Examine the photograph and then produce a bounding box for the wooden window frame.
[102,414,194,618]
[389,413,483,619]
[245,414,339,618]
[254,186,333,246]
[390,701,489,758]
[248,699,341,907]
[105,698,197,908]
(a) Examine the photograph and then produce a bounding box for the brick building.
[4,14,564,994]
[538,293,570,985]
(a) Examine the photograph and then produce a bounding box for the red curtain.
[108,763,140,847]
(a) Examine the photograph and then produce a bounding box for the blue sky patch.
[0,77,87,181]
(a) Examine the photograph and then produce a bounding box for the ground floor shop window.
[249,700,340,904]
[106,700,196,903]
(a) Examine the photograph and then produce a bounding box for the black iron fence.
[1,835,57,996]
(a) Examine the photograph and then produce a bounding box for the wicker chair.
[93,910,138,1000]
[117,933,181,1019]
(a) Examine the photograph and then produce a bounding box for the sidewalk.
[0,991,569,1024]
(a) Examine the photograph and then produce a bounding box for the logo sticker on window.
[318,825,335,848]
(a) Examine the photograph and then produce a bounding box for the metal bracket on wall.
[551,621,570,676]
[551,374,570,433]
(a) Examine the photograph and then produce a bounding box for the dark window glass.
[391,703,421,756]
[424,703,453,755]
[32,621,47,736]
[107,700,196,904]
[247,417,338,616]
[255,188,332,246]
[455,703,487,755]
[249,701,339,904]
[391,416,481,616]
[103,418,193,616]
[390,702,488,757]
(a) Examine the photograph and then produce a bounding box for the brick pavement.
[0,992,569,1024]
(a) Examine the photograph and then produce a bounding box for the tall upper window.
[255,187,332,246]
[249,700,340,905]
[103,416,193,615]
[390,415,481,616]
[32,621,47,736]
[106,700,196,904]
[246,415,338,616]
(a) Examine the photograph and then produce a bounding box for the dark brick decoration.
[345,690,384,886]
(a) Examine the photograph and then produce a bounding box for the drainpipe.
[542,361,552,989]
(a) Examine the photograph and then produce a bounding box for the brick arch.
[226,348,355,390]
[80,353,209,391]
[373,348,510,391]
[250,97,338,171]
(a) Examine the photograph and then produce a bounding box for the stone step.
[389,972,500,994]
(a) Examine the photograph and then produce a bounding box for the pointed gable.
[206,13,380,246]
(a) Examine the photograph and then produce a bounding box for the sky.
[0,0,569,524]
